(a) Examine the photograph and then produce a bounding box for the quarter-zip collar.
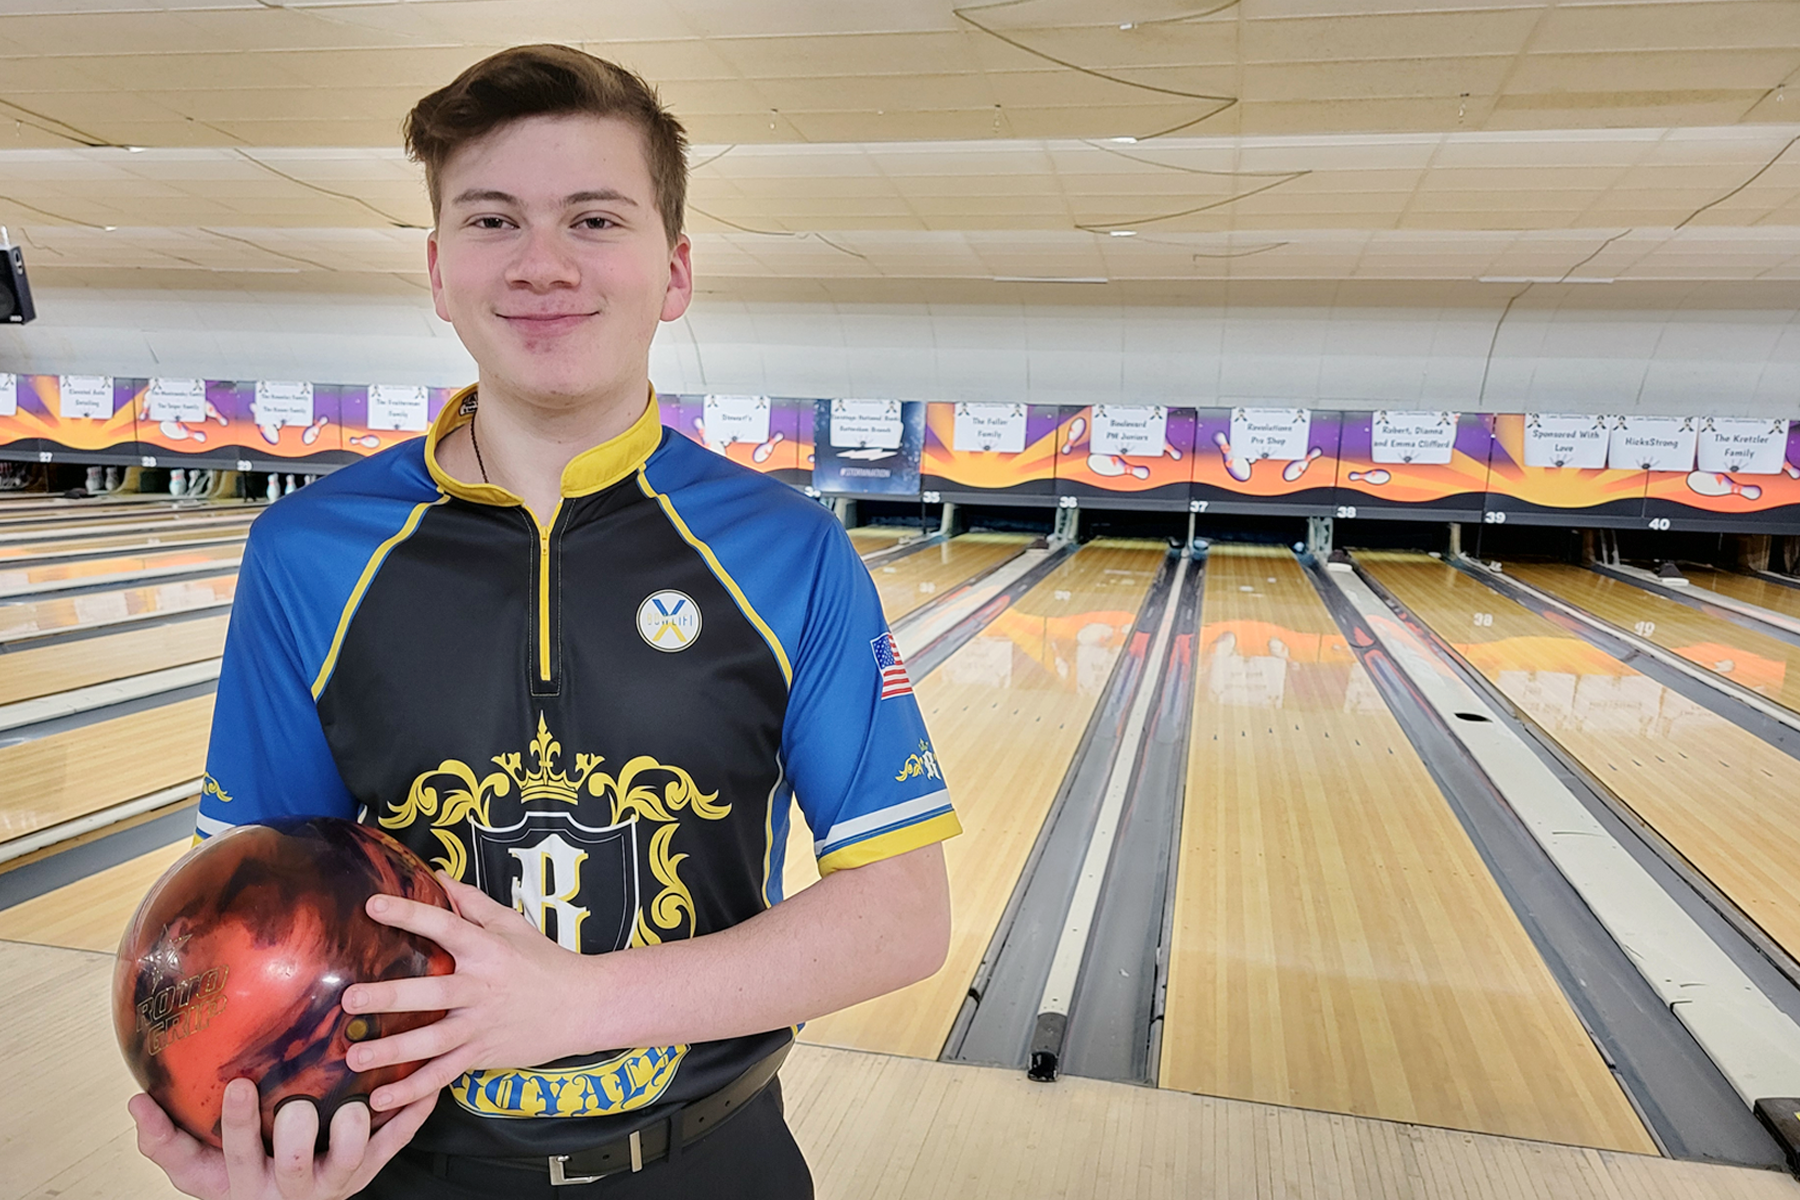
[424,382,664,507]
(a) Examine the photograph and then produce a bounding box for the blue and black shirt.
[197,385,960,1157]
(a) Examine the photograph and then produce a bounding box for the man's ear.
[660,234,693,323]
[427,229,451,323]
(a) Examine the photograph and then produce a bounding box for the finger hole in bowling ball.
[344,1016,376,1042]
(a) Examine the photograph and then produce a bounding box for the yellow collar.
[425,383,664,506]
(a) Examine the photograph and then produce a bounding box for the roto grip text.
[138,965,229,1055]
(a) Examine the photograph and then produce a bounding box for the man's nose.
[507,224,579,289]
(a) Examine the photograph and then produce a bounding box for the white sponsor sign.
[1372,410,1457,465]
[829,399,902,449]
[1697,417,1788,475]
[1228,407,1310,461]
[1093,405,1168,456]
[0,374,15,418]
[368,384,430,433]
[1608,415,1695,471]
[1523,413,1609,469]
[952,403,1027,454]
[701,395,770,447]
[146,378,207,423]
[57,375,113,421]
[254,381,315,429]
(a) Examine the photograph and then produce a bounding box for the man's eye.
[472,216,509,229]
[579,216,615,230]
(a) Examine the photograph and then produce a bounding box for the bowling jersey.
[197,385,959,1158]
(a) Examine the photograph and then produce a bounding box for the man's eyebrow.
[445,188,638,208]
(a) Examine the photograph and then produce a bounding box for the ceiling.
[0,0,1797,298]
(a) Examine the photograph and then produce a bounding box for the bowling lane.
[1508,562,1800,713]
[1684,566,1800,623]
[847,525,919,556]
[1364,552,1800,969]
[867,532,1032,622]
[1159,546,1651,1153]
[0,695,214,846]
[0,511,257,545]
[0,523,252,563]
[0,542,242,596]
[0,574,238,642]
[0,615,229,706]
[0,840,187,953]
[788,540,1168,1059]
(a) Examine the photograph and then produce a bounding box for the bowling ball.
[113,817,457,1149]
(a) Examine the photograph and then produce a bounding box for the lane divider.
[0,658,223,733]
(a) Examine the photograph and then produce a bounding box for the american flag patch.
[871,632,913,700]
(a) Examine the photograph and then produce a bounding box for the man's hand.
[129,1078,436,1200]
[340,875,595,1112]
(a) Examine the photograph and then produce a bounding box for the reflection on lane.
[868,533,1030,623]
[0,524,254,562]
[0,574,239,639]
[0,543,243,590]
[1362,549,1800,969]
[1508,562,1800,713]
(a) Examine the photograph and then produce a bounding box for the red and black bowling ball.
[113,817,457,1148]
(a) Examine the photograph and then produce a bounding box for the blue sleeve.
[198,521,356,837]
[780,521,959,875]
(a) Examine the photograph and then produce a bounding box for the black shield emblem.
[471,812,640,955]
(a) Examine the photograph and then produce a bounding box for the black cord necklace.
[469,410,490,484]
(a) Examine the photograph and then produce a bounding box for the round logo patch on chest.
[637,590,702,652]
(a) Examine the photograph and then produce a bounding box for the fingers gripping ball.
[113,818,456,1149]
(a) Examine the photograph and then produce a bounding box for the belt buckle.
[548,1130,643,1186]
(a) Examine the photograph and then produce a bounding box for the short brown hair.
[403,44,688,243]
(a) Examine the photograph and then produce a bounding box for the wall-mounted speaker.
[2,239,36,325]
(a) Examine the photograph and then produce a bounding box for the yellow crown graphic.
[496,712,601,805]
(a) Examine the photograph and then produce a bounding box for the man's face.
[427,113,692,408]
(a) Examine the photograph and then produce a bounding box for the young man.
[130,44,959,1200]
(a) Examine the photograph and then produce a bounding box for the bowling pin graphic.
[1784,461,1799,480]
[347,434,382,449]
[1282,447,1323,482]
[159,419,192,441]
[752,431,785,463]
[301,415,329,446]
[1685,470,1761,501]
[1213,431,1252,482]
[1060,415,1087,455]
[1348,469,1391,485]
[1086,453,1152,480]
[203,401,229,427]
[258,423,282,446]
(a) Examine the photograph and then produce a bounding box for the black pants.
[357,1082,813,1200]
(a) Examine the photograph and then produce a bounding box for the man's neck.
[442,377,649,525]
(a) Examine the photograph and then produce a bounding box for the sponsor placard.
[1608,415,1696,471]
[57,375,114,420]
[0,374,14,418]
[701,395,770,447]
[1227,407,1310,461]
[254,381,315,429]
[146,378,207,423]
[829,399,902,449]
[1372,410,1457,466]
[1093,405,1169,456]
[367,384,430,433]
[1697,417,1788,475]
[1522,413,1609,469]
[952,403,1028,454]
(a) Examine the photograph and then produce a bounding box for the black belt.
[407,1042,790,1188]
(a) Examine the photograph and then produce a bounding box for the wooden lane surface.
[0,840,187,952]
[0,615,229,706]
[0,512,257,545]
[1508,562,1800,714]
[787,539,1168,1059]
[0,505,241,533]
[0,541,242,591]
[0,573,238,640]
[0,523,252,562]
[869,532,1032,622]
[7,940,1796,1200]
[1364,552,1800,971]
[1160,545,1651,1154]
[1682,567,1800,623]
[0,695,214,845]
[849,526,920,555]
